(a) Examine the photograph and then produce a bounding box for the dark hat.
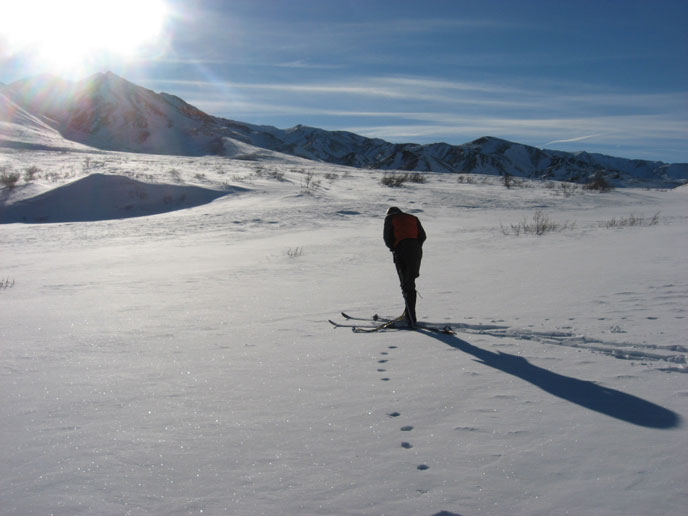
[386,206,402,215]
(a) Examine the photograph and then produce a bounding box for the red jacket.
[384,212,426,250]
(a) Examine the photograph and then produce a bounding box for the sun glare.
[1,0,167,74]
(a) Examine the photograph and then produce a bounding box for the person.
[383,206,426,327]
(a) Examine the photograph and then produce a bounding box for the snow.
[0,173,243,223]
[1,147,687,516]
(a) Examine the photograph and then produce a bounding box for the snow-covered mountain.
[3,72,225,155]
[3,71,687,187]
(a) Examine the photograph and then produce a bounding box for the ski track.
[336,314,688,371]
[442,322,687,370]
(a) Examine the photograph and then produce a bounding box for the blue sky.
[2,0,687,162]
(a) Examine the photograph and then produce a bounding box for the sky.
[1,0,687,163]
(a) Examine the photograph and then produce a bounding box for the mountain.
[3,71,687,187]
[3,72,225,155]
[0,85,93,152]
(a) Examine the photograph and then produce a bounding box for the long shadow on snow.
[417,329,682,429]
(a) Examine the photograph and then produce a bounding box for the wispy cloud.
[544,134,604,146]
[144,73,688,162]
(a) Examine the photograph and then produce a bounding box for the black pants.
[393,239,423,324]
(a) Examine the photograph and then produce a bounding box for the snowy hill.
[0,89,94,152]
[0,173,240,223]
[3,72,688,187]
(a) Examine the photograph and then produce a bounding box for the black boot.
[404,290,417,328]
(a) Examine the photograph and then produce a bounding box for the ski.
[331,313,455,335]
[328,319,375,329]
[341,312,383,321]
[352,315,406,333]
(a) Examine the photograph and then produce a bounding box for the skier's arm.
[417,219,427,246]
[383,217,395,250]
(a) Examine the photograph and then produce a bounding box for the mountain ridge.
[2,71,687,187]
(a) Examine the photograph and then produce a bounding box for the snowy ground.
[1,149,687,515]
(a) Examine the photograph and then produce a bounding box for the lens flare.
[1,0,168,74]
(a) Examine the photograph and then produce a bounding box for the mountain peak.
[3,72,687,186]
[81,71,133,90]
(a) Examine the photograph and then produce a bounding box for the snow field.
[1,154,687,515]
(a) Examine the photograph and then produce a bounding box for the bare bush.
[1,278,15,291]
[1,171,20,189]
[503,173,527,189]
[381,172,410,187]
[287,247,304,258]
[457,174,476,184]
[601,212,660,229]
[301,171,320,193]
[269,169,286,181]
[584,172,613,192]
[24,165,41,182]
[558,182,580,197]
[501,210,574,236]
[168,169,182,183]
[254,166,286,181]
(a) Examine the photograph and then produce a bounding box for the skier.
[383,206,426,327]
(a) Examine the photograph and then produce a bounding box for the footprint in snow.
[401,442,413,449]
[401,425,414,432]
[388,412,401,417]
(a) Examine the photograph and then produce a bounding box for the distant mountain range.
[2,71,687,187]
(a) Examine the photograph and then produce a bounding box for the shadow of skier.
[417,329,682,429]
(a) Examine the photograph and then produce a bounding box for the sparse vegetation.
[584,172,613,192]
[1,278,15,291]
[502,172,528,189]
[24,165,41,182]
[168,169,182,183]
[501,210,574,236]
[1,170,21,189]
[253,165,286,181]
[548,181,581,197]
[457,174,495,185]
[287,247,304,258]
[380,172,408,188]
[380,171,426,186]
[600,212,660,229]
[269,169,286,181]
[300,170,320,193]
[44,171,63,183]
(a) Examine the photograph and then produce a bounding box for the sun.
[1,0,168,75]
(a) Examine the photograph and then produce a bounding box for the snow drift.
[0,173,240,223]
